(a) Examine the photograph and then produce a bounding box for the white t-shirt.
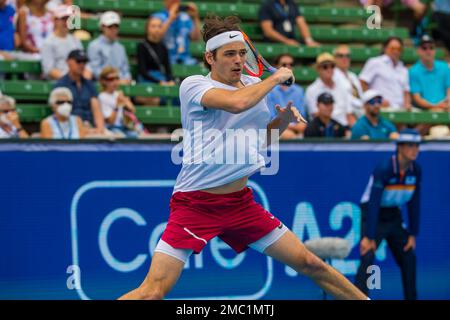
[98,91,123,127]
[305,77,352,126]
[359,54,410,110]
[173,74,271,193]
[333,67,364,117]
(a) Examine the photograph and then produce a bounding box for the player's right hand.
[273,67,295,85]
[360,237,376,256]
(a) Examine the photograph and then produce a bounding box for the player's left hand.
[403,236,416,252]
[275,101,307,124]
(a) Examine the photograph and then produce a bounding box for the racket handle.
[283,77,293,86]
[268,66,294,86]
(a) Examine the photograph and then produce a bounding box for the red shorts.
[161,187,282,254]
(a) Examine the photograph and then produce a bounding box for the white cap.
[362,89,382,104]
[52,5,73,19]
[100,11,121,27]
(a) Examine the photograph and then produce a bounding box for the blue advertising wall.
[0,142,449,300]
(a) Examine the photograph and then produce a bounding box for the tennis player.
[119,15,367,300]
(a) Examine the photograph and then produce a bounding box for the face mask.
[56,103,72,118]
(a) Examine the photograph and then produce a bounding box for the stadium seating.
[81,17,410,43]
[3,79,449,125]
[73,0,370,23]
[0,0,447,129]
[0,60,361,83]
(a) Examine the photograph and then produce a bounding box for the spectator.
[304,92,349,138]
[305,52,355,127]
[17,0,54,54]
[136,16,175,106]
[410,35,450,111]
[351,89,398,140]
[54,49,105,133]
[40,4,89,80]
[87,11,131,83]
[333,45,364,118]
[359,37,411,110]
[137,16,174,85]
[0,0,15,52]
[267,53,307,139]
[0,95,29,138]
[258,0,319,47]
[360,0,426,20]
[152,0,201,65]
[40,87,85,139]
[433,0,450,51]
[98,67,144,138]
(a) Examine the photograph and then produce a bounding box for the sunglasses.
[0,108,15,113]
[55,100,72,105]
[367,97,383,106]
[281,62,294,67]
[388,46,403,52]
[420,44,435,51]
[104,76,120,81]
[106,24,120,29]
[320,63,335,70]
[75,59,88,64]
[335,53,351,59]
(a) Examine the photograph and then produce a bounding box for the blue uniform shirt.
[361,154,422,239]
[409,60,450,104]
[351,115,397,140]
[0,4,15,51]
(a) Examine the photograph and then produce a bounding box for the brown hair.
[202,15,241,70]
[99,66,119,90]
[145,15,162,40]
[273,53,294,66]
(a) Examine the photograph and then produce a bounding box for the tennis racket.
[241,30,294,86]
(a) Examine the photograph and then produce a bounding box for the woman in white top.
[17,0,54,53]
[40,87,85,139]
[98,66,142,138]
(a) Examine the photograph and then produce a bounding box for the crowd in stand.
[0,0,449,140]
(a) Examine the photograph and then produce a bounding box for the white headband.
[205,31,245,52]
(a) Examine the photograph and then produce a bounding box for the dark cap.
[317,92,334,104]
[67,49,89,62]
[420,34,434,46]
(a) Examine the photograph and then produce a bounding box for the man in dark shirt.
[304,92,348,138]
[54,49,104,133]
[258,0,319,46]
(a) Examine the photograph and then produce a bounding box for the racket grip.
[283,77,294,86]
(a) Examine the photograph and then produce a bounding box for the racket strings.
[243,42,262,76]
